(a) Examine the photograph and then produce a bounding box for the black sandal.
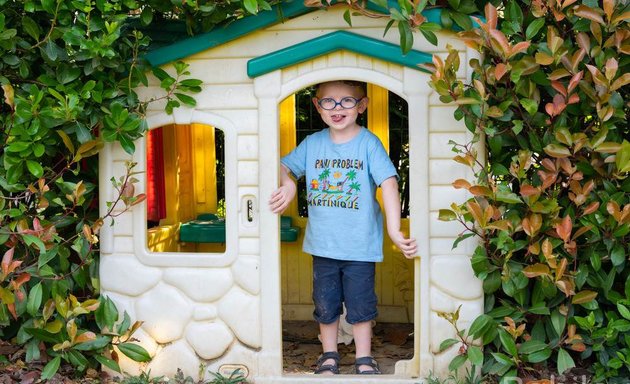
[314,351,340,374]
[355,356,381,374]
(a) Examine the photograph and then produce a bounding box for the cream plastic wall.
[98,5,482,382]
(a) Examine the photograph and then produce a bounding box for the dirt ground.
[282,320,415,375]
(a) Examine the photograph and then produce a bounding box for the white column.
[254,70,283,377]
[403,67,434,378]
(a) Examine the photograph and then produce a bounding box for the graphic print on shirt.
[307,158,363,210]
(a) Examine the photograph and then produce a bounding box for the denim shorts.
[312,256,378,325]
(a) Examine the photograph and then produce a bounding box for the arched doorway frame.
[255,63,434,381]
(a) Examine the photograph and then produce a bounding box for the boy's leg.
[312,256,343,374]
[353,321,374,371]
[320,319,340,353]
[318,319,340,370]
[342,261,380,373]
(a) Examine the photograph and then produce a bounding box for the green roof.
[143,0,447,68]
[247,30,433,77]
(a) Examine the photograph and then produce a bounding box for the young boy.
[269,80,417,375]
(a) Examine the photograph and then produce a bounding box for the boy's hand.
[269,183,296,214]
[390,231,417,259]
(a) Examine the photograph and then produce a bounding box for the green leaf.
[117,342,151,362]
[526,18,545,39]
[495,191,522,204]
[420,29,437,46]
[498,329,518,357]
[450,11,472,30]
[174,93,196,107]
[438,209,457,221]
[0,29,17,41]
[448,354,467,371]
[467,345,483,366]
[42,40,60,61]
[22,16,41,41]
[41,0,55,13]
[447,0,460,9]
[439,338,459,352]
[616,140,630,173]
[243,0,258,15]
[23,234,46,254]
[491,352,515,367]
[551,309,566,337]
[343,9,352,26]
[527,347,552,363]
[94,354,121,372]
[468,314,494,338]
[383,19,396,37]
[72,335,112,351]
[67,350,89,370]
[95,297,118,330]
[140,7,153,25]
[26,339,41,362]
[58,67,81,85]
[519,340,548,354]
[520,98,538,115]
[24,327,63,343]
[41,356,61,380]
[618,303,630,320]
[506,0,523,24]
[398,22,413,54]
[611,244,625,266]
[557,348,575,374]
[27,282,43,316]
[26,160,44,178]
[7,141,30,152]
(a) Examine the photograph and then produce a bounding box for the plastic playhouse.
[98,2,483,382]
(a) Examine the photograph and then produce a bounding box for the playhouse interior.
[145,84,415,374]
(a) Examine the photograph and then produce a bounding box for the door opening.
[278,84,415,375]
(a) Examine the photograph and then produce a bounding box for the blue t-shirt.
[281,127,397,262]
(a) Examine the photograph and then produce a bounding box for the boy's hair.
[315,80,367,98]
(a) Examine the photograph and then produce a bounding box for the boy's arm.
[381,176,417,259]
[269,164,297,214]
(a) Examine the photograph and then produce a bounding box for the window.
[146,124,226,253]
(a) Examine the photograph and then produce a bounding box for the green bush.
[0,0,209,378]
[429,0,629,381]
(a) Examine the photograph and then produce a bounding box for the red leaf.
[575,33,590,53]
[495,63,508,81]
[567,93,580,104]
[555,216,573,243]
[485,3,498,30]
[452,179,472,189]
[551,80,567,97]
[11,272,31,291]
[573,5,605,25]
[520,185,540,197]
[582,201,600,215]
[1,247,15,276]
[489,29,511,57]
[7,303,17,320]
[509,41,531,58]
[567,71,584,94]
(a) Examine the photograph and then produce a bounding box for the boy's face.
[312,82,368,134]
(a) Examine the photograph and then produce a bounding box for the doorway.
[278,83,415,374]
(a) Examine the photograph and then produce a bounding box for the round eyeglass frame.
[317,97,364,110]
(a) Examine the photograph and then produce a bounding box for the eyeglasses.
[317,97,363,110]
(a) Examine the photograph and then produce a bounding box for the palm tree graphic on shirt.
[313,168,361,196]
